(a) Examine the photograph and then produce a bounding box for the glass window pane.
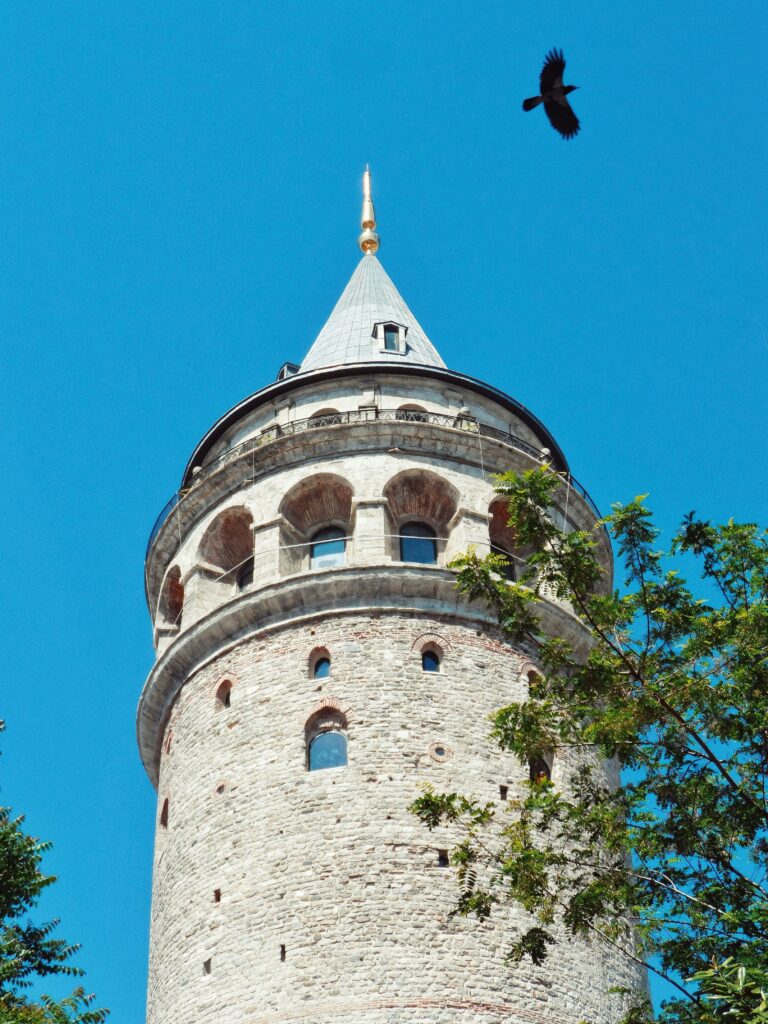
[384,327,398,351]
[308,731,348,771]
[313,657,331,679]
[400,522,437,564]
[422,650,440,672]
[310,527,346,569]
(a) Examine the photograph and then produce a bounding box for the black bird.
[523,48,580,139]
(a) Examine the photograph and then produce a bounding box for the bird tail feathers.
[522,96,542,111]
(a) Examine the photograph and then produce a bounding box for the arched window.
[489,498,530,583]
[313,656,331,679]
[306,707,348,771]
[395,404,429,423]
[158,566,184,628]
[279,474,353,577]
[491,544,516,582]
[197,507,254,580]
[237,556,254,590]
[310,526,346,569]
[400,522,437,564]
[308,408,343,428]
[529,754,552,784]
[422,649,441,673]
[215,679,233,709]
[308,731,348,770]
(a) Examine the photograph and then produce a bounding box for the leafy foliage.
[0,724,107,1023]
[410,468,768,1024]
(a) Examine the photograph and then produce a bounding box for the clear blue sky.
[1,2,766,1019]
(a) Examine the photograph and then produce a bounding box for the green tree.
[410,467,768,1024]
[0,725,107,1023]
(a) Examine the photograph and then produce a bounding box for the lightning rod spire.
[358,166,380,255]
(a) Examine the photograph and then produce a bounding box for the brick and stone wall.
[146,611,646,1024]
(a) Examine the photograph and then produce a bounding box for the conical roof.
[300,254,446,372]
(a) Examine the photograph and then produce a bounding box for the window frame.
[421,649,441,673]
[374,321,407,355]
[307,729,348,772]
[399,521,438,565]
[309,525,347,570]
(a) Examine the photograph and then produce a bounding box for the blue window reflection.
[422,650,440,673]
[308,731,348,771]
[400,522,437,564]
[310,526,346,569]
[313,657,331,679]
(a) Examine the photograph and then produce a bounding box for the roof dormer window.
[374,321,407,355]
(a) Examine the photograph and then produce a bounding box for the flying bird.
[523,48,580,139]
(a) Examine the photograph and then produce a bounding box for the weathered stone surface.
[140,362,641,1024]
[146,613,646,1024]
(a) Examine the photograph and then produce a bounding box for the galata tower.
[139,171,648,1024]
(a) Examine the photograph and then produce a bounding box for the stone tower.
[139,173,647,1024]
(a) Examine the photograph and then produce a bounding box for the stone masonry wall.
[146,610,646,1024]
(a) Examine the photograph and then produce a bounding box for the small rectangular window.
[213,888,221,903]
[384,326,399,351]
[437,849,449,867]
[280,944,286,963]
[499,785,508,801]
[203,958,212,975]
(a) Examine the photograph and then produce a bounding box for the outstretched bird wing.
[544,99,580,139]
[540,48,566,94]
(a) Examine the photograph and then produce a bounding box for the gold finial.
[358,166,380,255]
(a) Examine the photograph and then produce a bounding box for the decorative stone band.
[144,413,608,611]
[246,997,573,1024]
[137,564,590,787]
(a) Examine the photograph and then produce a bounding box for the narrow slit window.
[216,680,233,709]
[499,784,509,801]
[437,849,449,867]
[159,798,169,829]
[213,888,222,904]
[280,944,286,962]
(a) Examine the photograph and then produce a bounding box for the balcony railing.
[146,408,603,562]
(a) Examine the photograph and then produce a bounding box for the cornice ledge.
[137,564,588,786]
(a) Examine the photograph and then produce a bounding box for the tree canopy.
[0,724,107,1023]
[411,467,768,1024]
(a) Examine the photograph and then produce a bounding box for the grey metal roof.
[300,254,446,372]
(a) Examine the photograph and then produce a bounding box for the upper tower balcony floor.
[144,361,611,654]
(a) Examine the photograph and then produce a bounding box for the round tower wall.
[147,611,646,1024]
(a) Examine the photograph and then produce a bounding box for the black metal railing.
[146,408,603,561]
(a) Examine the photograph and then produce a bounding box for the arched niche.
[197,506,254,581]
[383,469,460,564]
[278,474,354,575]
[488,497,532,582]
[157,565,184,628]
